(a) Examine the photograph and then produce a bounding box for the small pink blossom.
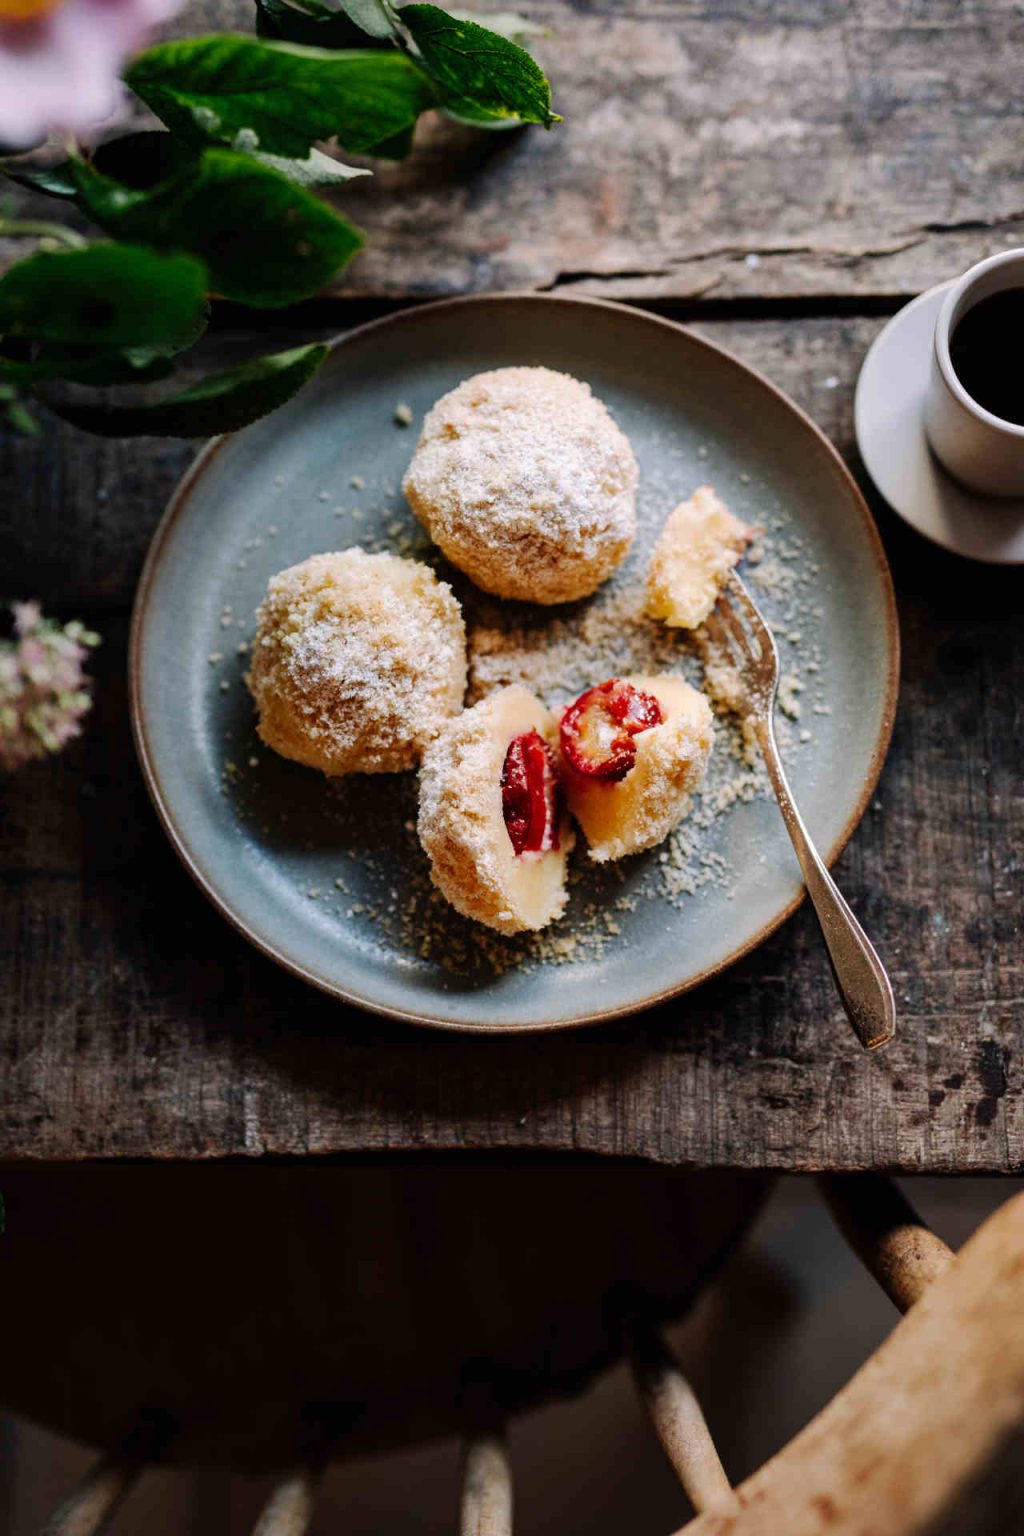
[12,599,42,634]
[0,0,181,149]
[0,601,100,771]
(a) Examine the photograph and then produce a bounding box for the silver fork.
[704,574,896,1051]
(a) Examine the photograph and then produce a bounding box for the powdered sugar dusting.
[248,549,466,775]
[402,367,637,604]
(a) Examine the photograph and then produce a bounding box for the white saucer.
[855,282,1024,564]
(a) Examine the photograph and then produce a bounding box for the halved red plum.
[560,678,664,782]
[557,673,714,863]
[417,686,573,935]
[501,730,561,855]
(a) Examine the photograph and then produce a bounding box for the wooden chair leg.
[38,1454,140,1536]
[627,1321,735,1516]
[250,1466,321,1536]
[459,1430,513,1536]
[819,1174,954,1313]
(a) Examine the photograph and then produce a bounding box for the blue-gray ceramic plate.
[131,295,898,1032]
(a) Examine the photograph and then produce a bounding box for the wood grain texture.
[4,0,1024,302]
[324,0,1024,304]
[681,1191,1024,1536]
[1,313,1020,1168]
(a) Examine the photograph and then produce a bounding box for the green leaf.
[0,244,209,348]
[3,134,187,205]
[255,0,361,46]
[45,343,329,437]
[91,129,368,194]
[0,158,78,199]
[68,149,363,308]
[255,0,394,47]
[368,124,417,158]
[125,36,434,159]
[6,398,40,435]
[92,131,188,189]
[249,146,371,186]
[0,346,176,386]
[339,0,396,39]
[397,4,557,126]
[447,10,545,44]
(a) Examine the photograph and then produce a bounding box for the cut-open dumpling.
[645,486,753,630]
[418,685,574,934]
[558,673,713,862]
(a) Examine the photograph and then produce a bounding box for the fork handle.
[753,716,896,1051]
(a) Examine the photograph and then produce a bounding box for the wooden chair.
[24,1175,1024,1536]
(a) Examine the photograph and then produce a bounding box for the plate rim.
[130,292,900,1034]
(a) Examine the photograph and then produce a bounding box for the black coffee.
[949,287,1024,426]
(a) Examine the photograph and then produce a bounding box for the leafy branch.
[0,3,558,437]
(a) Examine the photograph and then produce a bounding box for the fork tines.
[702,573,780,701]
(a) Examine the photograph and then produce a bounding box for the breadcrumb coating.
[248,549,466,775]
[403,367,637,604]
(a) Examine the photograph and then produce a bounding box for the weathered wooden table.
[1,1,1020,1171]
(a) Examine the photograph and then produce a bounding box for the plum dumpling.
[402,366,637,605]
[248,549,466,775]
[417,685,574,934]
[558,674,713,862]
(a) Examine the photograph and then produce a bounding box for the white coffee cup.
[924,248,1024,498]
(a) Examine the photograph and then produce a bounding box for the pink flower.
[12,599,42,635]
[0,0,181,149]
[0,601,100,771]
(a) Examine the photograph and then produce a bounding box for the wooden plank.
[3,1,1023,302]
[325,0,1024,304]
[1,314,1020,1169]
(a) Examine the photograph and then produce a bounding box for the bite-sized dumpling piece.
[402,366,638,605]
[248,549,466,775]
[558,674,713,863]
[418,685,573,934]
[645,486,753,629]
